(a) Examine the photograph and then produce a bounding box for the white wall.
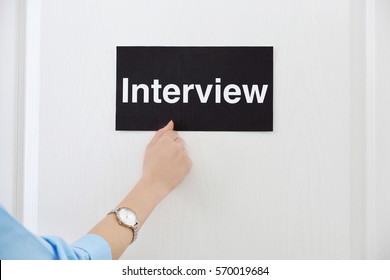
[367,0,390,259]
[0,0,20,215]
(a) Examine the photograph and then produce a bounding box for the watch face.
[117,208,137,226]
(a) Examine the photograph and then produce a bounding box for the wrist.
[117,178,164,228]
[138,175,171,203]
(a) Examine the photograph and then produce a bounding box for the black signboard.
[116,46,273,131]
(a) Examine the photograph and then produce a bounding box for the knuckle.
[175,142,183,151]
[178,138,185,145]
[170,131,178,139]
[187,158,193,168]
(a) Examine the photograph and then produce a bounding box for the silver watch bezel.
[109,207,138,243]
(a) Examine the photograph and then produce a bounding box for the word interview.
[121,78,269,105]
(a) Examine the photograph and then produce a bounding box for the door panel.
[35,0,365,259]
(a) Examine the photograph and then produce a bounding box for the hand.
[89,121,192,259]
[141,120,192,200]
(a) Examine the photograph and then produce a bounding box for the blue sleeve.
[0,205,112,260]
[41,234,112,260]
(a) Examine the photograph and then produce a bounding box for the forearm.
[89,178,163,259]
[89,121,191,260]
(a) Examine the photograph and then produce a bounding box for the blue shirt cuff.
[71,234,112,260]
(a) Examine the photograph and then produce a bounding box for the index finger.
[150,120,174,145]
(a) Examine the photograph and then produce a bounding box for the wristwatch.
[108,207,138,243]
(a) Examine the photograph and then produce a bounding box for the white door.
[3,0,390,259]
